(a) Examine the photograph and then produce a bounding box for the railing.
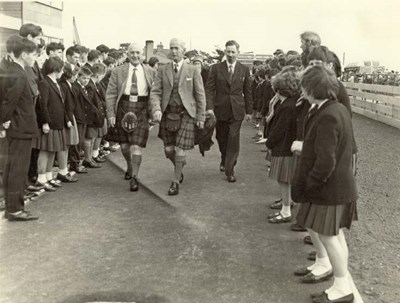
[342,82,400,129]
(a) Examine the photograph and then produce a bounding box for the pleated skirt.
[269,155,296,184]
[296,202,358,236]
[65,115,79,146]
[33,128,67,152]
[86,119,108,139]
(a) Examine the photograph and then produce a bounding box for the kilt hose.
[107,98,149,147]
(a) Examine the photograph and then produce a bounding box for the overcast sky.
[62,0,400,70]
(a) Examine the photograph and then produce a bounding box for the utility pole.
[342,52,346,67]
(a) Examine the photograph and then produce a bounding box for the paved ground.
[0,113,399,303]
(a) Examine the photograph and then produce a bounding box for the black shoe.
[227,175,236,183]
[294,267,312,276]
[290,223,307,232]
[93,156,106,163]
[300,270,333,284]
[83,160,101,168]
[48,179,62,188]
[168,182,179,196]
[57,173,78,183]
[179,173,184,184]
[36,181,56,192]
[312,293,354,303]
[219,165,225,172]
[27,182,45,192]
[308,251,317,261]
[124,171,132,180]
[73,166,88,174]
[304,235,313,245]
[8,210,39,221]
[130,177,139,192]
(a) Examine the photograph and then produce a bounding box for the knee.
[175,147,185,156]
[132,145,142,155]
[120,143,131,153]
[164,146,175,159]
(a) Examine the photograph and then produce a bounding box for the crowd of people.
[342,70,400,86]
[0,23,364,302]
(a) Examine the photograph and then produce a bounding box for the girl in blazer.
[34,57,69,190]
[291,66,362,303]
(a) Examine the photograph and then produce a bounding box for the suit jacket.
[1,62,39,138]
[37,76,66,130]
[150,61,206,122]
[291,99,358,206]
[106,62,156,119]
[265,95,298,157]
[59,79,77,125]
[72,81,97,125]
[205,61,252,121]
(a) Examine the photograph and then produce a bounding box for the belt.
[120,95,149,102]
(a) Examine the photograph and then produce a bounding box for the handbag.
[165,112,181,132]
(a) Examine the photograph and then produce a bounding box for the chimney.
[145,40,154,61]
[157,42,164,52]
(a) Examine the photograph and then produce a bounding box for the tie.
[174,63,178,73]
[130,67,138,95]
[83,87,88,96]
[307,105,318,120]
[228,65,233,82]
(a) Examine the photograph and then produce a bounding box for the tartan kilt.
[106,99,149,147]
[158,112,196,150]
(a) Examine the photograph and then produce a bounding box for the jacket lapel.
[231,62,240,83]
[179,61,188,87]
[47,77,63,102]
[142,63,151,88]
[221,62,230,84]
[166,62,174,86]
[119,63,129,93]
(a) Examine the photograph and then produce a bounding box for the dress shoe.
[168,182,179,196]
[304,235,313,245]
[219,165,225,172]
[124,171,132,180]
[99,149,111,157]
[294,267,312,276]
[82,159,101,168]
[268,214,292,223]
[130,177,139,192]
[270,199,295,209]
[313,293,354,303]
[8,210,39,221]
[300,270,333,284]
[308,250,317,261]
[27,182,45,192]
[290,223,307,232]
[57,173,78,183]
[36,181,56,192]
[48,179,62,188]
[93,155,106,163]
[227,175,236,183]
[74,166,88,174]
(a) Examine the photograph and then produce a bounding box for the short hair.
[66,46,81,57]
[75,45,89,54]
[267,67,280,79]
[268,57,281,70]
[61,62,79,81]
[87,50,101,62]
[103,56,116,67]
[225,40,240,50]
[271,65,300,97]
[11,37,37,58]
[45,42,65,56]
[301,65,339,100]
[108,50,121,60]
[42,56,64,74]
[90,63,106,77]
[300,31,321,48]
[19,23,43,38]
[78,66,92,77]
[148,57,159,67]
[96,44,110,54]
[6,35,23,53]
[307,46,342,77]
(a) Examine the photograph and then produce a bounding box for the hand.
[245,114,252,122]
[196,121,204,129]
[67,121,73,128]
[2,121,10,129]
[0,130,6,138]
[153,110,162,122]
[206,109,215,116]
[291,140,303,155]
[108,117,116,127]
[42,123,50,134]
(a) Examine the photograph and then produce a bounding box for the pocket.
[165,113,181,132]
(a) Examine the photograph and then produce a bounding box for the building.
[0,1,64,56]
[144,40,171,64]
[237,52,272,69]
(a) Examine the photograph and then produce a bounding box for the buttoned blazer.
[291,99,358,206]
[1,62,39,138]
[59,79,76,125]
[150,61,206,122]
[72,81,96,125]
[205,61,252,121]
[106,63,156,119]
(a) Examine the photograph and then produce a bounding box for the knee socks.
[174,155,186,183]
[131,154,142,177]
[165,149,176,166]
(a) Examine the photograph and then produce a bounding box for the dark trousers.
[215,119,242,176]
[77,123,87,154]
[28,148,39,183]
[3,137,32,213]
[68,144,80,171]
[0,137,8,200]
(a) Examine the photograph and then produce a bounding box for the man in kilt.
[150,38,206,196]
[106,42,156,191]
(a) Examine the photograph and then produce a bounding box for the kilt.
[33,128,67,152]
[158,111,196,150]
[106,99,149,147]
[65,115,79,146]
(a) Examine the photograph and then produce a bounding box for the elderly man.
[106,42,156,191]
[150,38,206,196]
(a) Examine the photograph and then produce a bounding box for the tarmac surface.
[0,113,399,303]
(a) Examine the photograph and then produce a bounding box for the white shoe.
[255,138,267,144]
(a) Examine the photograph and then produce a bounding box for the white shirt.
[226,60,237,73]
[124,63,149,96]
[172,60,184,73]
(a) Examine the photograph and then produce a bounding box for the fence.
[343,82,400,129]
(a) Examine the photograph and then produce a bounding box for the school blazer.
[1,62,38,139]
[150,61,206,122]
[291,100,358,206]
[59,79,76,125]
[37,76,66,130]
[72,81,98,125]
[205,61,252,121]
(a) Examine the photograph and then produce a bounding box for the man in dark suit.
[205,40,252,182]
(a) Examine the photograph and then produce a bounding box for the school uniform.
[84,79,103,139]
[72,81,92,152]
[1,62,39,213]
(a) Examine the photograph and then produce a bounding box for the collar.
[14,60,25,70]
[129,63,143,71]
[317,99,329,109]
[226,60,237,70]
[173,60,184,71]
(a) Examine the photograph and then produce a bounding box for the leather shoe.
[308,250,317,261]
[36,181,56,192]
[74,166,88,174]
[48,179,62,188]
[130,177,139,192]
[57,173,78,183]
[83,160,101,168]
[300,270,333,284]
[93,156,106,163]
[124,171,132,180]
[227,175,236,183]
[219,165,225,172]
[8,210,39,221]
[168,182,179,196]
[304,235,313,245]
[290,223,307,232]
[179,173,184,184]
[312,293,354,303]
[27,181,45,192]
[294,267,312,276]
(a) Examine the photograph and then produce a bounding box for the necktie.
[130,67,138,95]
[174,64,178,73]
[229,65,233,82]
[307,105,318,120]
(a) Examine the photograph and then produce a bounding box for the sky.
[62,0,400,70]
